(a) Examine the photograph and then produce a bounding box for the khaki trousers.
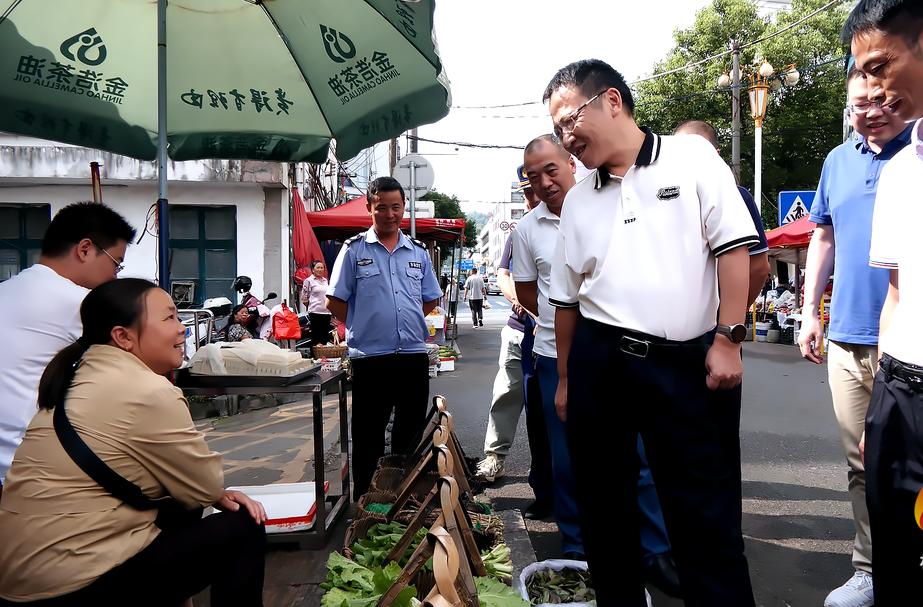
[828,340,877,572]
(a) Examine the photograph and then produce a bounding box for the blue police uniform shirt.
[809,125,912,345]
[327,228,443,359]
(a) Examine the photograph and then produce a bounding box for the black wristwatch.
[716,323,748,344]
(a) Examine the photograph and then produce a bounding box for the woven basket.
[313,344,347,358]
[357,491,397,521]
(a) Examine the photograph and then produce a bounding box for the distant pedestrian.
[463,269,486,328]
[301,260,333,348]
[444,279,460,318]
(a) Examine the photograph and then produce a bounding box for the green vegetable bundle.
[350,520,430,571]
[480,544,513,582]
[525,567,596,605]
[476,576,531,607]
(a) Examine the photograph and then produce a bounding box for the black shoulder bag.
[53,402,204,530]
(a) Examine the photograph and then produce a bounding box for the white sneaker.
[824,571,873,607]
[475,454,505,482]
[646,588,653,607]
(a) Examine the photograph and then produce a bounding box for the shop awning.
[305,196,466,244]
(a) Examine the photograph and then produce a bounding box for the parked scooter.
[232,275,278,340]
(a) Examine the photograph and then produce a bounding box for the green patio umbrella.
[0,0,451,286]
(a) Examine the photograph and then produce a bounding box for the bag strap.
[53,401,158,511]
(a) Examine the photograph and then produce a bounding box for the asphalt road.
[440,297,854,607]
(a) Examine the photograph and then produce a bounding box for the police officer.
[326,177,443,497]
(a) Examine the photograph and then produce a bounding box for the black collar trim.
[595,127,661,189]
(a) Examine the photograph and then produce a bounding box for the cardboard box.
[320,357,342,372]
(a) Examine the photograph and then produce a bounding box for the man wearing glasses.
[545,59,758,605]
[845,0,923,601]
[798,65,911,607]
[0,202,135,484]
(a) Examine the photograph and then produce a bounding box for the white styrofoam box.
[225,481,329,533]
[439,357,455,372]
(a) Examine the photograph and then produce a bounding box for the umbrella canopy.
[292,187,326,278]
[0,0,451,163]
[765,216,816,249]
[307,195,465,243]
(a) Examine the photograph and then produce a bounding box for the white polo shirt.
[869,117,923,367]
[0,264,88,480]
[549,129,759,341]
[512,201,561,359]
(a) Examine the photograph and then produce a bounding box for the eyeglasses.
[552,90,608,138]
[847,99,886,115]
[93,242,124,274]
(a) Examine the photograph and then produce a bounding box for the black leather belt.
[885,354,923,393]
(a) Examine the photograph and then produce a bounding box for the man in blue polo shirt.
[798,66,912,607]
[326,176,443,496]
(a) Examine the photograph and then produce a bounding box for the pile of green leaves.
[525,567,595,605]
[475,576,531,607]
[351,521,431,571]
[320,552,417,607]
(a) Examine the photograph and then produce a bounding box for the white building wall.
[0,134,292,302]
[484,201,527,274]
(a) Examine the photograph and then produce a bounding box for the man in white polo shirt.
[846,0,923,601]
[545,59,758,606]
[0,202,136,484]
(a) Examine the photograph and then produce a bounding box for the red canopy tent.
[765,216,816,265]
[304,196,466,243]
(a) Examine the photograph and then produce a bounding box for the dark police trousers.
[350,352,429,496]
[567,316,754,607]
[865,353,923,605]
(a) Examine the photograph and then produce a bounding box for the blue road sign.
[458,259,474,270]
[778,190,816,225]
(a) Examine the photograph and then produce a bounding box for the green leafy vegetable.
[475,576,531,607]
[320,551,417,607]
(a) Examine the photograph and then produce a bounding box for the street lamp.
[719,58,798,206]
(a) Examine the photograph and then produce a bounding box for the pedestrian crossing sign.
[778,190,816,225]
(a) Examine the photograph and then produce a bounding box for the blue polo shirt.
[327,228,443,359]
[809,126,912,345]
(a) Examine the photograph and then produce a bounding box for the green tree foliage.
[421,189,478,255]
[632,0,852,227]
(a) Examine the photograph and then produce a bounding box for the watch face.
[730,324,748,343]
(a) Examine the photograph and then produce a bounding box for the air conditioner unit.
[171,281,196,305]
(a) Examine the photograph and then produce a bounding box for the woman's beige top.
[0,345,224,601]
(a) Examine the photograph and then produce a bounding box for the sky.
[365,0,715,214]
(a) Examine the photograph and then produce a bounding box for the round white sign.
[392,154,435,197]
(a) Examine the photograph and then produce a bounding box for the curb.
[498,509,536,593]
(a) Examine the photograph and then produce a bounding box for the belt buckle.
[620,335,650,358]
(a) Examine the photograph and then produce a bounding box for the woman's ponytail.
[37,339,91,411]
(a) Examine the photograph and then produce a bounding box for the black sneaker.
[479,320,484,326]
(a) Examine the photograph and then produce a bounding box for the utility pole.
[410,127,418,153]
[731,41,741,183]
[389,137,397,176]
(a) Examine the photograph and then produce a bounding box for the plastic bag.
[518,559,651,607]
[272,303,302,340]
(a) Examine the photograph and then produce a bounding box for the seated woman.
[0,278,266,606]
[226,304,256,342]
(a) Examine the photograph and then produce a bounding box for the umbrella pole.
[156,0,170,290]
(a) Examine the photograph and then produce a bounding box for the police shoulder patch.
[410,237,426,249]
[344,232,364,246]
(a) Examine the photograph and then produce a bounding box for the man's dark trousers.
[350,352,429,496]
[521,315,553,504]
[567,316,753,607]
[865,354,923,605]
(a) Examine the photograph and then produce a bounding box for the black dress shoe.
[646,553,682,598]
[523,499,554,520]
[562,551,585,561]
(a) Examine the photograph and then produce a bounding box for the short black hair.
[524,134,570,160]
[543,59,635,116]
[367,176,406,204]
[41,202,136,258]
[673,120,719,149]
[846,66,866,88]
[841,0,923,51]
